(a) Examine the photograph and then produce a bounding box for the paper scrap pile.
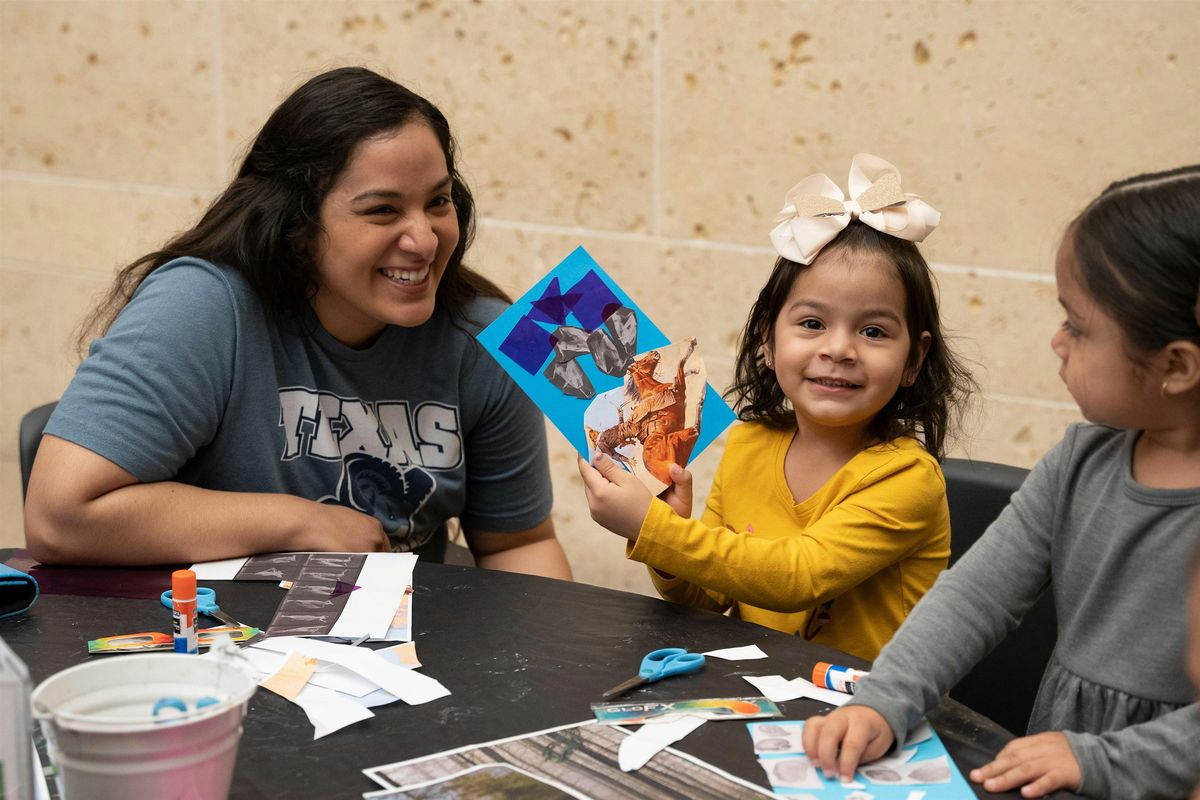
[247,636,449,738]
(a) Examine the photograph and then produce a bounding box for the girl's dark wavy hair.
[726,222,976,460]
[78,66,507,351]
[1068,164,1200,361]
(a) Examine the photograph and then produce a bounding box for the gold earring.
[1161,379,1170,398]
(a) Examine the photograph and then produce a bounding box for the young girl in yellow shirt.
[579,154,974,660]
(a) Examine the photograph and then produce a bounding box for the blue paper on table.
[0,563,39,619]
[746,719,973,798]
[477,246,735,492]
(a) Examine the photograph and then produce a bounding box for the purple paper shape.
[528,277,583,325]
[565,270,622,332]
[329,580,361,599]
[499,315,557,375]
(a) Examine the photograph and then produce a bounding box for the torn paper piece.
[376,641,420,669]
[327,553,414,640]
[292,682,375,739]
[758,755,824,790]
[743,674,849,706]
[259,651,318,700]
[747,721,806,754]
[905,792,927,800]
[243,645,378,698]
[617,716,707,772]
[383,585,414,641]
[703,644,768,661]
[861,755,952,786]
[252,636,449,705]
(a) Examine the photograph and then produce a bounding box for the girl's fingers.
[836,724,872,782]
[812,715,847,777]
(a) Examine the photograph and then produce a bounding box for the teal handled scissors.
[160,586,252,632]
[602,647,706,700]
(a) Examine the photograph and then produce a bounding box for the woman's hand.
[577,454,653,541]
[969,731,1081,797]
[801,705,895,782]
[299,503,392,553]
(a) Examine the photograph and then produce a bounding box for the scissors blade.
[601,675,646,701]
[205,609,264,645]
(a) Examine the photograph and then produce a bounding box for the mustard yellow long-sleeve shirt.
[629,422,949,660]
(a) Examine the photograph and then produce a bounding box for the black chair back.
[942,457,1057,735]
[19,401,57,499]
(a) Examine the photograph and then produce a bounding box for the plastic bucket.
[31,652,257,800]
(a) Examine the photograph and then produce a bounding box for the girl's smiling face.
[766,248,929,442]
[311,122,459,348]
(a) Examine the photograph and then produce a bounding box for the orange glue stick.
[172,569,198,654]
[812,661,868,694]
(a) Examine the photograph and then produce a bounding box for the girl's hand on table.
[969,731,1081,798]
[802,705,895,782]
[577,454,652,541]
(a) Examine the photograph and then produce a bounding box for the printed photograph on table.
[364,763,589,799]
[364,719,774,799]
[746,719,970,798]
[477,246,736,493]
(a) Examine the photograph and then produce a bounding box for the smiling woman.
[22,67,572,580]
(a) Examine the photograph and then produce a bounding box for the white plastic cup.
[31,652,257,800]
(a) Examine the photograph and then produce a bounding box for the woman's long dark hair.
[1069,164,1200,359]
[726,223,976,460]
[78,66,506,351]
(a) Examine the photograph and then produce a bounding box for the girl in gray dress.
[803,165,1200,799]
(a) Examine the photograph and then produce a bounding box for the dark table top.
[3,556,1030,799]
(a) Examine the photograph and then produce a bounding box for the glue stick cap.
[172,569,196,600]
[812,661,832,688]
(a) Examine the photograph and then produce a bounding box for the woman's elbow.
[23,496,73,563]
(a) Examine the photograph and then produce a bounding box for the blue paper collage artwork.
[746,719,974,798]
[476,246,736,464]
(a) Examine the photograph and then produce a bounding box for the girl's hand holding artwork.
[801,705,895,783]
[658,463,693,518]
[969,731,1081,798]
[577,454,653,541]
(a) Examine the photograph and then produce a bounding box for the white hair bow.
[769,153,940,265]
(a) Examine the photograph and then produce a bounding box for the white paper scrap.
[188,556,249,581]
[292,682,375,739]
[702,644,768,661]
[617,715,707,772]
[329,553,416,640]
[253,636,449,705]
[742,674,849,706]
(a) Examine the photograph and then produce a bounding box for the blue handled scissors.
[601,647,706,700]
[160,586,243,630]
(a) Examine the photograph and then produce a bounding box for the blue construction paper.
[746,719,974,798]
[477,246,736,461]
[499,314,558,376]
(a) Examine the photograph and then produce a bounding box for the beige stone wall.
[2,0,1197,594]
